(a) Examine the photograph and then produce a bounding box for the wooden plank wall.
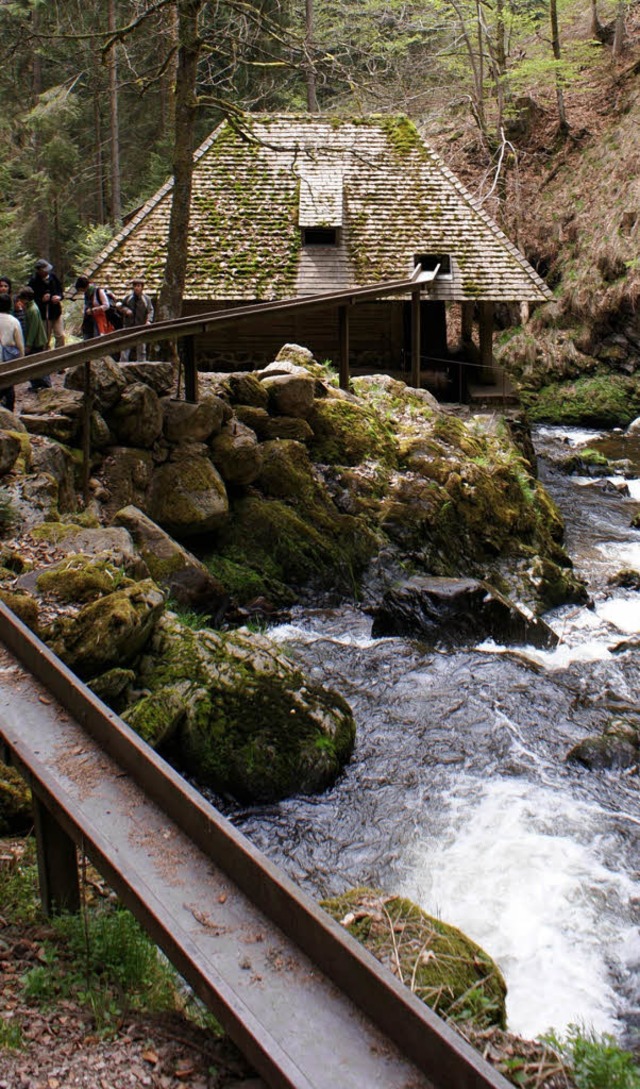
[186,300,407,371]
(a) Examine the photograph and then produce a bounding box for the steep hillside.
[425,4,640,423]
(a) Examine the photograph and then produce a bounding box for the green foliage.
[0,840,41,925]
[0,1017,24,1051]
[22,905,180,1032]
[544,1024,640,1089]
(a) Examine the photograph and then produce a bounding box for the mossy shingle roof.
[89,114,551,304]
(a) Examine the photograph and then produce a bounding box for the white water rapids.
[232,424,640,1046]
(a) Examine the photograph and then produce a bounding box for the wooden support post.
[183,335,199,403]
[461,302,474,346]
[478,301,495,384]
[411,289,421,389]
[33,795,80,916]
[338,305,350,391]
[82,362,93,507]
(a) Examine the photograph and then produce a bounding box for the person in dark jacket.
[28,259,65,347]
[16,286,51,391]
[118,277,154,361]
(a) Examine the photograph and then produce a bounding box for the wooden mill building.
[88,114,550,389]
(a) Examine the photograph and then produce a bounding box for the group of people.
[0,260,154,411]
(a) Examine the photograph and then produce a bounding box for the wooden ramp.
[0,602,510,1089]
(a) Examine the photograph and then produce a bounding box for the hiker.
[17,286,51,391]
[28,259,65,348]
[0,292,25,412]
[75,276,111,340]
[117,277,154,361]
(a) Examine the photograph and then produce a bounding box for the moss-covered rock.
[36,554,130,603]
[0,589,39,631]
[0,762,32,835]
[209,421,263,486]
[0,431,21,476]
[129,615,356,801]
[47,579,165,679]
[522,375,640,428]
[212,494,376,600]
[106,382,163,448]
[321,888,506,1029]
[308,399,398,467]
[147,451,229,535]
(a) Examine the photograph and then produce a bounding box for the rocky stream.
[225,424,640,1048]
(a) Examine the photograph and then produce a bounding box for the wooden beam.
[338,305,350,391]
[461,302,474,345]
[33,794,80,916]
[411,289,421,388]
[182,335,199,403]
[478,301,495,384]
[82,362,93,507]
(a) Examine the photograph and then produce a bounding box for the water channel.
[225,423,640,1046]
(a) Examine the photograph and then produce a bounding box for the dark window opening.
[415,253,451,276]
[303,227,338,246]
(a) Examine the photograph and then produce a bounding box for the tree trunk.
[305,0,319,113]
[613,0,626,57]
[107,0,122,223]
[93,84,106,224]
[157,0,203,323]
[550,0,569,135]
[32,7,49,257]
[160,4,179,133]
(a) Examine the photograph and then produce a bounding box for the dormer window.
[302,227,339,246]
[415,253,452,278]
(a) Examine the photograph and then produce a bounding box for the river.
[225,423,640,1047]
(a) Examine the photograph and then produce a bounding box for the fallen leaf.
[217,893,227,904]
[39,696,52,705]
[143,1049,159,1065]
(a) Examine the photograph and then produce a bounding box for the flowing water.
[225,423,640,1046]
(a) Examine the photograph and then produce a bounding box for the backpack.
[104,288,123,330]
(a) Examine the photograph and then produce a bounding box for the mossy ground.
[0,763,32,835]
[522,375,640,428]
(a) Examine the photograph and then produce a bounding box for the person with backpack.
[16,286,51,391]
[74,276,111,340]
[117,277,154,361]
[0,292,25,412]
[28,259,65,348]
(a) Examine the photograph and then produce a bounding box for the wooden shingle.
[88,115,551,304]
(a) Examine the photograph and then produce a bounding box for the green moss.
[378,115,426,158]
[28,522,77,543]
[204,553,286,605]
[321,888,506,1029]
[0,762,32,835]
[523,375,640,427]
[213,495,376,600]
[134,620,356,802]
[0,589,38,631]
[36,555,129,603]
[308,399,398,467]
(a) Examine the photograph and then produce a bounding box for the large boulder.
[125,615,356,801]
[161,395,225,444]
[21,389,85,444]
[99,446,155,519]
[106,382,163,447]
[0,407,26,433]
[308,399,397,466]
[65,357,127,410]
[261,374,316,418]
[222,372,269,408]
[372,576,559,648]
[321,888,506,1029]
[120,361,175,395]
[0,432,21,476]
[209,421,263,486]
[113,505,228,621]
[147,450,228,535]
[29,437,76,512]
[47,578,165,679]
